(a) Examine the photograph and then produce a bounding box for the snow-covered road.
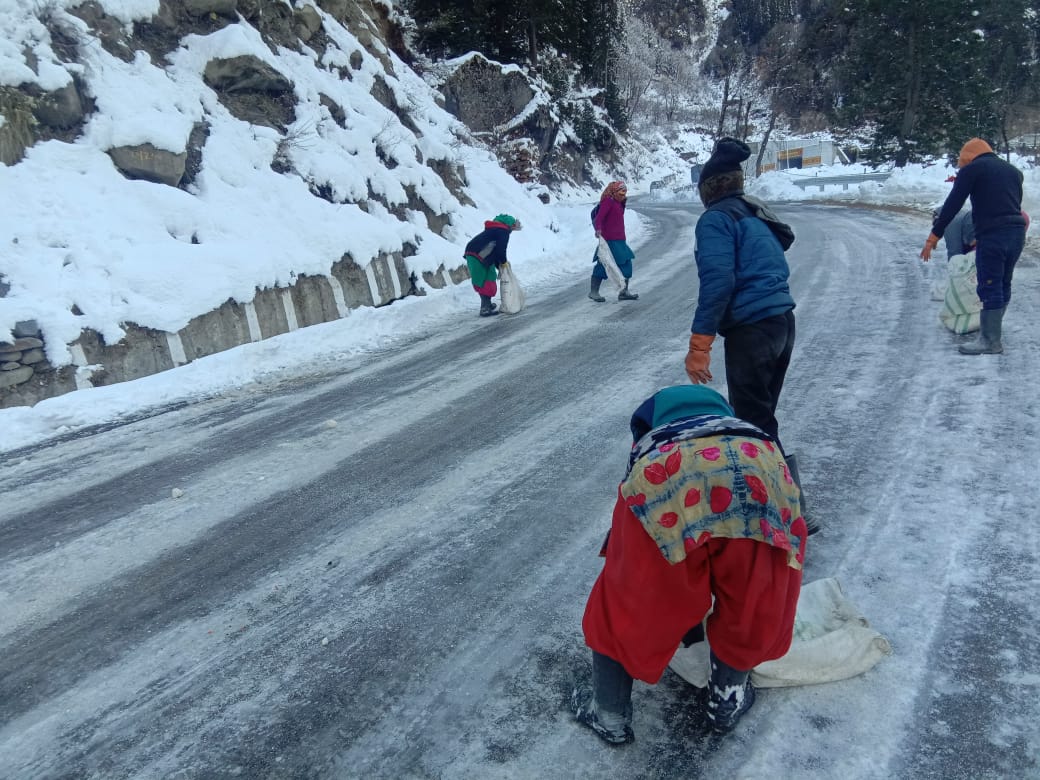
[2,202,1038,778]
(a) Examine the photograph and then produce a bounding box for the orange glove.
[685,333,715,384]
[920,233,939,261]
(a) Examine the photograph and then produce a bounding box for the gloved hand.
[920,233,940,261]
[685,333,715,384]
[594,230,602,239]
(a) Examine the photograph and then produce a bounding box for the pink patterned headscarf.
[601,181,627,202]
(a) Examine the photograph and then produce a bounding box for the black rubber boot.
[706,650,755,733]
[786,452,821,536]
[572,652,634,744]
[588,276,606,303]
[479,294,499,317]
[617,280,639,301]
[681,623,706,646]
[959,307,1003,354]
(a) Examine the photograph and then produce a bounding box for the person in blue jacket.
[684,137,818,535]
[920,138,1027,354]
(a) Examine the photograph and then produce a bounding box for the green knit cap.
[494,214,517,228]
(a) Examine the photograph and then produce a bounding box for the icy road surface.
[2,202,1039,778]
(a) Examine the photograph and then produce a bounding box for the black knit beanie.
[699,137,751,184]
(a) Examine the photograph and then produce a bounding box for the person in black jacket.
[463,214,522,317]
[921,139,1027,354]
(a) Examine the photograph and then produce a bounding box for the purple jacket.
[594,197,627,241]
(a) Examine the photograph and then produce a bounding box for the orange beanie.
[957,138,993,168]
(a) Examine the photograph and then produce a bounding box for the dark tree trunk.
[756,108,778,176]
[716,72,731,139]
[527,18,539,68]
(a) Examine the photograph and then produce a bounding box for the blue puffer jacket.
[692,194,795,336]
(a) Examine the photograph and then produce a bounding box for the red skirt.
[582,487,802,683]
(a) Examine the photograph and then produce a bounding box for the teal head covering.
[493,214,521,230]
[629,385,734,442]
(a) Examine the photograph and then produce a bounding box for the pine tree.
[630,0,709,48]
[794,0,1040,164]
[405,0,626,121]
[967,0,1040,151]
[718,0,800,50]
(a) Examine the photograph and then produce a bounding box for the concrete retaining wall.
[0,251,467,410]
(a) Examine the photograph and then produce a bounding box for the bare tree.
[616,15,661,121]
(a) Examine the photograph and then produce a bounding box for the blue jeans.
[975,226,1026,309]
[722,310,795,449]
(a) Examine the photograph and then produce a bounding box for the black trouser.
[723,310,795,450]
[591,652,633,723]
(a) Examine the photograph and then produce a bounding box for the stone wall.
[0,323,80,403]
[0,252,467,410]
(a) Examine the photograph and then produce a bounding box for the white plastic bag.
[668,577,892,688]
[498,262,526,314]
[596,237,626,291]
[939,253,981,334]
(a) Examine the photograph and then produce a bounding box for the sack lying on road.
[939,253,981,335]
[669,577,892,688]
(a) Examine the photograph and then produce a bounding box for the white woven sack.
[928,262,948,302]
[498,262,526,314]
[596,237,626,291]
[668,577,892,689]
[939,253,981,335]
